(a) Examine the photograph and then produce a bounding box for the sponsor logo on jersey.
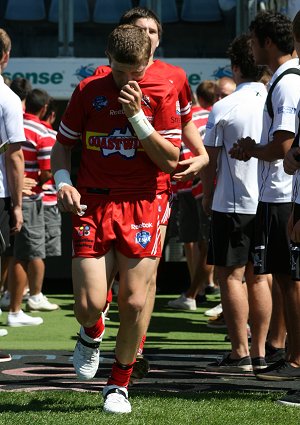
[142,95,151,108]
[278,106,296,115]
[86,127,140,159]
[176,100,181,115]
[92,96,108,111]
[110,109,125,115]
[131,222,153,230]
[135,230,151,248]
[77,225,90,237]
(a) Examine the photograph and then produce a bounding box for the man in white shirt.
[230,11,300,380]
[0,28,25,360]
[201,34,270,372]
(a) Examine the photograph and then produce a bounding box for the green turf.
[0,294,228,352]
[0,390,299,425]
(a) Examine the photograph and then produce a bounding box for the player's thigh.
[72,250,116,309]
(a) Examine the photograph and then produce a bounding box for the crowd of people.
[0,4,300,415]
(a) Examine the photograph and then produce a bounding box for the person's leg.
[267,275,286,351]
[217,265,249,359]
[72,251,115,381]
[285,278,300,366]
[27,258,45,296]
[246,265,271,359]
[8,257,27,312]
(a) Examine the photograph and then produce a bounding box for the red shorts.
[157,191,172,225]
[72,194,162,258]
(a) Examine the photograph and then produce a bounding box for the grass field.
[0,293,299,424]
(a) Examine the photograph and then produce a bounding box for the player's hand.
[172,157,203,182]
[57,185,85,216]
[118,80,142,117]
[10,205,23,234]
[283,147,300,175]
[22,175,38,196]
[202,194,213,216]
[229,137,254,161]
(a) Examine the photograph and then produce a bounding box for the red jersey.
[22,113,53,201]
[57,72,181,197]
[94,60,192,124]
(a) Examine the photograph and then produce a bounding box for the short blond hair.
[0,28,11,60]
[107,24,151,65]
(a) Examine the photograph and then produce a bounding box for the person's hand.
[57,185,86,216]
[172,157,205,182]
[22,176,37,196]
[10,205,23,234]
[229,137,255,161]
[118,80,142,118]
[291,218,300,243]
[283,147,300,175]
[202,194,213,216]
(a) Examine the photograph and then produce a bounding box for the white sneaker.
[167,294,197,311]
[0,291,11,311]
[26,294,59,311]
[103,385,131,414]
[73,325,104,380]
[0,329,8,337]
[204,303,223,317]
[7,310,43,327]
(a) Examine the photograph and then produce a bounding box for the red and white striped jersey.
[40,120,57,206]
[22,113,53,201]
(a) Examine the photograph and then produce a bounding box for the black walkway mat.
[0,350,297,394]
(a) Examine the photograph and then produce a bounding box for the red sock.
[137,335,146,356]
[84,314,105,339]
[107,358,135,388]
[106,289,113,303]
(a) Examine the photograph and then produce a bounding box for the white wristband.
[54,169,73,191]
[128,110,155,140]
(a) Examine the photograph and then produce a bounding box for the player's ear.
[156,40,159,48]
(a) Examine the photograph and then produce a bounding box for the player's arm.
[119,81,179,173]
[199,146,220,216]
[173,120,209,182]
[231,130,294,162]
[51,141,83,216]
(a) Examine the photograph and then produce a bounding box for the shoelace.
[79,343,98,364]
[106,393,128,404]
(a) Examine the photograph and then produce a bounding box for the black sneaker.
[277,390,300,407]
[252,357,267,371]
[265,341,285,364]
[256,360,300,381]
[206,354,252,373]
[205,286,220,295]
[131,354,150,380]
[196,294,207,305]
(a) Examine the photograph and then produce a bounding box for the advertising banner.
[4,57,232,100]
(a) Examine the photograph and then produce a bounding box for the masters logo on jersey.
[86,127,141,159]
[92,96,108,111]
[135,230,151,248]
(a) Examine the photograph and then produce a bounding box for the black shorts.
[0,197,11,255]
[178,191,200,243]
[207,211,255,267]
[290,202,300,280]
[253,201,292,275]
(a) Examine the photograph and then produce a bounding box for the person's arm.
[199,146,220,216]
[5,143,24,233]
[51,141,83,215]
[283,146,300,175]
[119,80,179,173]
[230,130,295,162]
[172,120,209,182]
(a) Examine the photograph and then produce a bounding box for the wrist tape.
[54,169,73,191]
[128,110,155,140]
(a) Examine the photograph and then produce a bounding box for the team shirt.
[204,82,267,214]
[57,72,182,197]
[259,58,300,203]
[40,120,58,206]
[22,113,54,201]
[0,75,25,198]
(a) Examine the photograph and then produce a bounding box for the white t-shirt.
[0,75,25,198]
[258,58,300,203]
[204,81,266,214]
